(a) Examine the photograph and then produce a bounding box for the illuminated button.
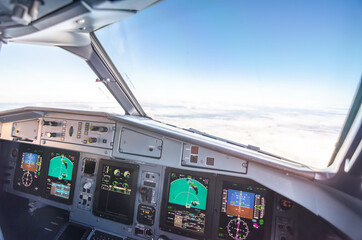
[191,146,199,154]
[77,135,81,139]
[83,140,87,144]
[102,139,107,143]
[84,131,88,135]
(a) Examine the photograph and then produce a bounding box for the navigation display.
[43,150,79,204]
[14,144,45,195]
[160,168,215,238]
[93,160,139,225]
[218,181,268,240]
[168,173,208,211]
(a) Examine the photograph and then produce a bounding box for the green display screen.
[48,155,74,181]
[44,150,78,203]
[165,172,209,233]
[168,176,208,210]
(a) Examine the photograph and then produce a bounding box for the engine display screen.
[14,144,45,195]
[43,150,79,204]
[218,181,268,240]
[160,168,215,238]
[93,160,139,225]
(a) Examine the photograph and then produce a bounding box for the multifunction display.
[14,145,45,195]
[93,160,139,225]
[165,172,209,233]
[44,150,79,204]
[218,182,268,240]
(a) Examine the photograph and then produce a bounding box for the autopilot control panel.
[41,118,115,149]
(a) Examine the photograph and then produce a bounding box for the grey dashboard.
[0,107,358,240]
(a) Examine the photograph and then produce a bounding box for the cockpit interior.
[0,1,361,240]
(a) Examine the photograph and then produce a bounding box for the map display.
[48,154,74,181]
[44,150,78,203]
[168,176,208,210]
[165,172,210,234]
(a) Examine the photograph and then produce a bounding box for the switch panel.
[77,177,95,211]
[41,118,115,149]
[139,171,159,206]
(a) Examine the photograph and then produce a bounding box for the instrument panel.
[14,144,79,204]
[0,109,348,240]
[9,142,273,240]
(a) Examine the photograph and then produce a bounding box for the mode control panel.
[41,118,115,149]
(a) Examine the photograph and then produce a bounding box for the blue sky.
[97,0,362,109]
[0,0,361,167]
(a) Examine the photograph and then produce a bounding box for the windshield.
[0,43,124,114]
[97,0,362,169]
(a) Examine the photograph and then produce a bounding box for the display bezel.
[41,148,80,205]
[159,167,216,240]
[213,175,273,240]
[13,143,46,196]
[92,159,139,225]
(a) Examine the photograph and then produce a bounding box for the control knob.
[144,228,153,237]
[83,181,92,190]
[45,132,57,138]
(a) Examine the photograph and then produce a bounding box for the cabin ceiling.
[0,0,159,46]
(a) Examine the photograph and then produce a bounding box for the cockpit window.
[0,43,124,114]
[95,0,362,169]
